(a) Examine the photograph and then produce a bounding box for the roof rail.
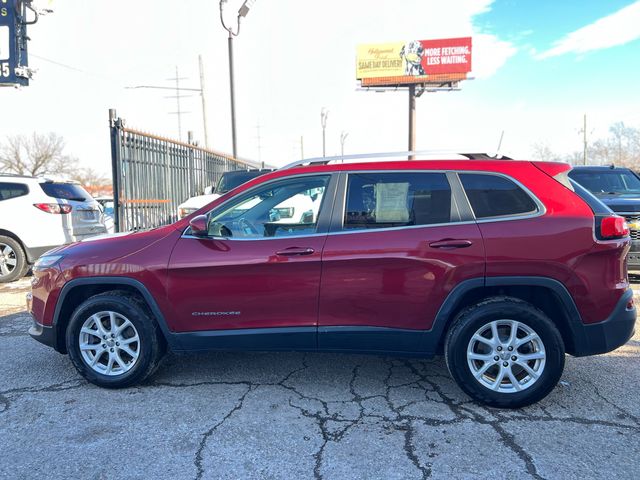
[280,150,512,169]
[0,172,36,179]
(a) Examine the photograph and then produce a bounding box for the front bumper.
[26,291,59,351]
[627,239,640,271]
[571,288,636,356]
[28,316,57,349]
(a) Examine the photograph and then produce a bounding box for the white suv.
[0,175,107,282]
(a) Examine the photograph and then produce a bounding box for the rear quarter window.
[459,173,538,219]
[39,182,90,201]
[0,182,29,201]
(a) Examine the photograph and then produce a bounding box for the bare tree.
[0,132,79,177]
[589,123,640,169]
[530,142,561,162]
[70,167,110,189]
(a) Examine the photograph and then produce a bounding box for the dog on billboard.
[399,40,425,76]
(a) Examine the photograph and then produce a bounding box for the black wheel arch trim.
[425,275,588,355]
[53,276,181,352]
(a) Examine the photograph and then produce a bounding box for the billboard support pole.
[408,85,416,160]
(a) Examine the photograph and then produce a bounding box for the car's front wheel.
[445,296,565,408]
[66,292,165,388]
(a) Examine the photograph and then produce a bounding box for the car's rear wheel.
[0,236,28,283]
[445,296,565,408]
[66,292,165,388]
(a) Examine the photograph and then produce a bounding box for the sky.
[1,0,640,174]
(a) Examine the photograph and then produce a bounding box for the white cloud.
[470,34,517,79]
[537,1,640,59]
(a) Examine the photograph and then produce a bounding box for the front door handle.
[429,239,473,249]
[275,247,315,256]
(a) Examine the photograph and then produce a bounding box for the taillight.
[34,203,72,214]
[599,215,629,239]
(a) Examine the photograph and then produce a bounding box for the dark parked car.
[28,156,635,408]
[569,165,640,271]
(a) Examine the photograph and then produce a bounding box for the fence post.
[109,108,123,233]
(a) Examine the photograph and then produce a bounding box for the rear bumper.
[571,288,636,356]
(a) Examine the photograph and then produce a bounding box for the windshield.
[39,182,91,201]
[215,171,268,194]
[568,170,640,195]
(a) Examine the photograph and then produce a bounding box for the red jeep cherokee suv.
[27,157,636,408]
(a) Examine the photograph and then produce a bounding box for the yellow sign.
[356,42,405,79]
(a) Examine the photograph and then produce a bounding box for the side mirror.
[189,215,208,237]
[204,185,214,195]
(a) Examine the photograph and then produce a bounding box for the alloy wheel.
[466,319,546,393]
[79,311,141,376]
[0,243,17,277]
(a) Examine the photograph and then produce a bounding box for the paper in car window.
[375,182,409,222]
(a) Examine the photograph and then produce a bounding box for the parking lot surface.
[1,277,639,479]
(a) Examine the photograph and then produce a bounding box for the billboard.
[356,37,472,86]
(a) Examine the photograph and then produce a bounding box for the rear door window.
[0,182,29,201]
[343,172,453,230]
[459,173,538,219]
[39,182,90,201]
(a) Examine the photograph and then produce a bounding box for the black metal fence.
[109,109,268,232]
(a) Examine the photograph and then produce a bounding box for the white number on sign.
[0,62,9,77]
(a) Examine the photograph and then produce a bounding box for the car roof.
[0,174,80,184]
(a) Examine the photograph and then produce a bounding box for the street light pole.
[340,131,348,162]
[220,0,257,160]
[227,31,237,158]
[321,108,329,157]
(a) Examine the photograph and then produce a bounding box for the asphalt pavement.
[1,276,639,479]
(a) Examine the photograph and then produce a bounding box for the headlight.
[33,254,65,270]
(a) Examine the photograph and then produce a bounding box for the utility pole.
[300,135,304,159]
[198,55,210,148]
[167,66,190,141]
[321,108,329,157]
[125,60,206,145]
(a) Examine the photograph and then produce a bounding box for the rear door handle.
[429,239,473,249]
[275,247,315,256]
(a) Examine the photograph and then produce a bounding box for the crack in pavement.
[193,384,255,480]
[0,380,86,413]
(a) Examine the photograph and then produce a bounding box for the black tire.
[445,296,565,409]
[66,291,166,388]
[0,235,28,283]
